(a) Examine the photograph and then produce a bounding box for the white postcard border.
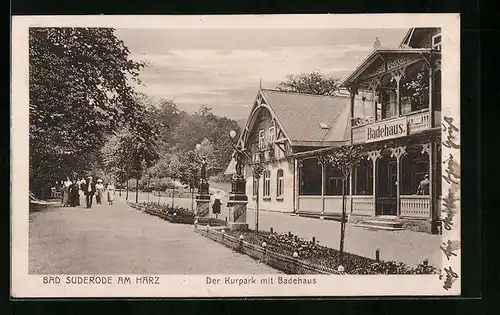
[11,13,461,298]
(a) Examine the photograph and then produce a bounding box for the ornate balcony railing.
[351,196,374,216]
[400,195,430,218]
[351,109,432,144]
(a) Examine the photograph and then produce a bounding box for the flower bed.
[195,217,227,227]
[133,202,195,224]
[216,229,438,275]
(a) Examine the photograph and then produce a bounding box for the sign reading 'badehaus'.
[365,117,408,143]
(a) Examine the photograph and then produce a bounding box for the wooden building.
[226,27,443,234]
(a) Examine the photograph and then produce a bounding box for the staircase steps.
[353,217,405,231]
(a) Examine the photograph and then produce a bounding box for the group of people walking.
[59,176,115,209]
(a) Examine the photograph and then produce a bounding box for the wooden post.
[321,162,325,214]
[428,142,434,221]
[391,146,406,216]
[429,55,434,128]
[391,68,405,117]
[368,150,380,216]
[294,159,299,212]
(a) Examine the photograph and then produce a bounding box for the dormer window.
[432,33,441,50]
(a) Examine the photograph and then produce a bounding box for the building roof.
[340,48,435,88]
[260,89,350,146]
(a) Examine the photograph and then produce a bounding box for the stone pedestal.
[227,200,249,231]
[196,179,210,219]
[227,176,248,231]
[196,195,210,218]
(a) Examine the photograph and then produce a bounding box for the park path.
[29,196,280,274]
[118,190,443,268]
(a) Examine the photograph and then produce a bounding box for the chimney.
[373,37,382,50]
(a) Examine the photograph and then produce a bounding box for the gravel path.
[29,197,280,274]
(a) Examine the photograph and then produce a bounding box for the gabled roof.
[259,89,350,146]
[400,27,440,48]
[340,48,435,88]
[225,89,351,175]
[400,28,415,47]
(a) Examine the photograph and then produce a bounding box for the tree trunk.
[135,178,139,204]
[191,187,194,211]
[339,178,346,264]
[126,180,129,200]
[256,178,260,234]
[41,179,45,200]
[171,184,175,208]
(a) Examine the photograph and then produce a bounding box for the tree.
[166,105,241,175]
[402,64,429,111]
[277,71,340,96]
[252,163,265,234]
[29,27,145,197]
[318,145,364,264]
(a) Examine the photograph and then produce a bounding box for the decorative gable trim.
[237,90,294,152]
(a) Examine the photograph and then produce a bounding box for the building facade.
[226,88,360,214]
[226,28,443,234]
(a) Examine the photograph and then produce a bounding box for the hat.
[424,174,429,179]
[97,179,103,183]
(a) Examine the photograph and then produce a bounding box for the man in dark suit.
[83,176,96,209]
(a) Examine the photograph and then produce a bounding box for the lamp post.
[190,171,195,212]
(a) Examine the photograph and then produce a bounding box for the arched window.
[276,169,284,198]
[263,170,271,197]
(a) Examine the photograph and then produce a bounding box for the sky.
[115,28,408,120]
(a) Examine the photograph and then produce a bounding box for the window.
[354,159,373,195]
[299,158,322,195]
[325,165,345,196]
[263,170,271,197]
[401,152,429,195]
[276,169,284,198]
[432,33,442,50]
[253,176,259,196]
[258,130,265,149]
[268,126,275,144]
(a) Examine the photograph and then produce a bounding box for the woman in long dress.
[62,177,71,207]
[107,182,115,206]
[212,190,222,220]
[69,179,79,207]
[95,179,104,204]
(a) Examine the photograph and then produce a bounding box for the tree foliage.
[317,145,365,179]
[29,27,145,196]
[277,71,340,96]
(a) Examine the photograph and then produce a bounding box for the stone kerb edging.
[194,226,342,275]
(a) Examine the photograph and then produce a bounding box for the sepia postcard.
[11,14,461,298]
